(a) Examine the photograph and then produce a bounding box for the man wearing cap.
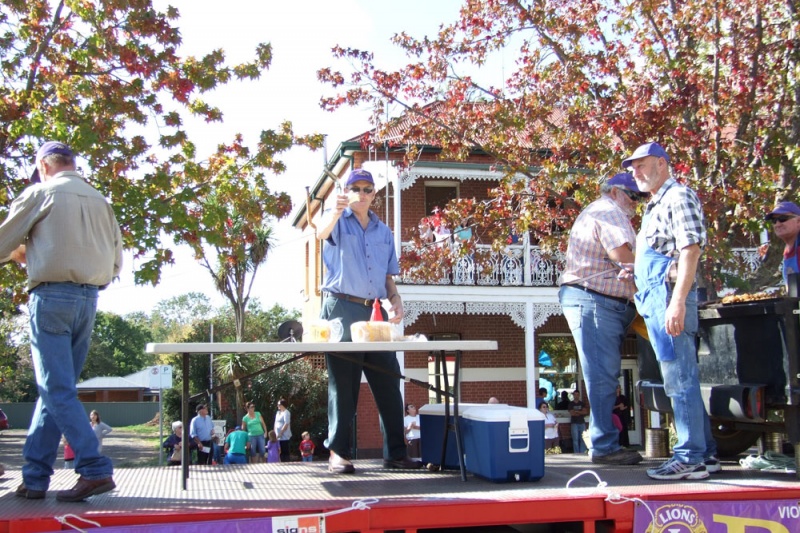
[765,201,800,287]
[0,141,121,501]
[622,142,718,480]
[317,168,421,474]
[190,403,215,465]
[558,172,644,465]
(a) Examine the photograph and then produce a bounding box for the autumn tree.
[319,0,800,292]
[0,0,322,298]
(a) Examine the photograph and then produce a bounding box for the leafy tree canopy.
[0,0,322,305]
[319,0,799,291]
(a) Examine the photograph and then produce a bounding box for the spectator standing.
[555,391,570,411]
[539,403,559,452]
[613,385,631,447]
[4,141,121,502]
[558,172,644,466]
[266,430,281,463]
[89,410,112,454]
[242,401,267,463]
[299,431,316,462]
[62,438,75,470]
[487,397,500,404]
[624,141,718,480]
[404,404,421,460]
[223,426,248,465]
[274,399,292,462]
[317,169,421,474]
[535,387,548,409]
[765,201,800,286]
[190,404,215,465]
[568,390,589,454]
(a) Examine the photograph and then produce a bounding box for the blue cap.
[765,201,800,221]
[31,141,74,183]
[345,168,374,187]
[621,142,670,169]
[606,172,641,193]
[234,425,241,431]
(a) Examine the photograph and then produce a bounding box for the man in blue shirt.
[318,168,421,474]
[765,201,800,287]
[189,404,215,465]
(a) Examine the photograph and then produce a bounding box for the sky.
[97,0,472,316]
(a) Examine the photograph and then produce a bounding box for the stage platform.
[2,453,798,532]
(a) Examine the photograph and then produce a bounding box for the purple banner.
[76,514,324,533]
[634,499,800,532]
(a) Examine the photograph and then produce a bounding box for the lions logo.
[643,503,708,533]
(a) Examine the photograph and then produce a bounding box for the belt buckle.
[362,298,371,306]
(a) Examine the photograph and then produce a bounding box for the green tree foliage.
[82,311,155,380]
[319,0,800,292]
[0,0,323,305]
[0,315,35,402]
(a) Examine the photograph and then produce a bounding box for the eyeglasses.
[618,188,643,201]
[407,405,416,409]
[771,215,797,223]
[349,186,374,194]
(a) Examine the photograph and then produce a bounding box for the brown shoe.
[16,483,46,500]
[56,476,115,502]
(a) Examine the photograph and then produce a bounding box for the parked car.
[0,408,8,431]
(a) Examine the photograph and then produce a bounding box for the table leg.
[452,350,466,481]
[439,350,450,469]
[182,352,189,490]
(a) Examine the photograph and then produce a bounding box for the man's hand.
[9,245,26,264]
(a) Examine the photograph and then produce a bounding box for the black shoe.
[16,483,46,500]
[56,476,115,502]
[383,457,424,469]
[591,448,643,465]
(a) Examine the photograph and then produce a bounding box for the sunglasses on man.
[349,186,374,194]
[618,188,644,202]
[770,215,797,223]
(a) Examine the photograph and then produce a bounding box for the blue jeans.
[571,422,587,453]
[22,283,113,491]
[302,455,313,462]
[559,285,636,456]
[249,434,266,458]
[660,288,717,464]
[224,453,247,465]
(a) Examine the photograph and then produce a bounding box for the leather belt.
[328,292,373,307]
[565,284,633,306]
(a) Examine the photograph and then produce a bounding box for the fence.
[0,402,160,429]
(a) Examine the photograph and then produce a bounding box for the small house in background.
[77,366,169,402]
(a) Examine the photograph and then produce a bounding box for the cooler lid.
[418,402,506,415]
[462,405,545,422]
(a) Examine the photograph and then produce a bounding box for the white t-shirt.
[543,412,558,439]
[404,414,420,440]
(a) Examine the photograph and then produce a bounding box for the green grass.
[114,423,161,436]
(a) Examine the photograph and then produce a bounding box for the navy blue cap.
[765,201,800,221]
[621,142,670,169]
[31,141,74,183]
[606,172,641,193]
[345,168,374,187]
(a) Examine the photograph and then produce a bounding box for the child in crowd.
[540,403,560,453]
[62,437,75,469]
[266,430,281,463]
[299,431,315,462]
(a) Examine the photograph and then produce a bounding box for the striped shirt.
[560,195,637,300]
[641,178,706,258]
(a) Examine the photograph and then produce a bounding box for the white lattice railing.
[401,243,760,288]
[401,242,566,287]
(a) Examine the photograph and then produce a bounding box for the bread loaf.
[350,321,396,342]
[308,323,331,342]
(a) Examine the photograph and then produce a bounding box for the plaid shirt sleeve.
[646,180,706,258]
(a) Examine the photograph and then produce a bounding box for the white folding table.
[146,340,498,488]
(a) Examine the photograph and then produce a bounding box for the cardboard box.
[462,405,545,482]
[419,403,503,468]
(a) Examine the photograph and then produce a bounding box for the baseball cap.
[234,425,241,431]
[345,168,374,187]
[30,141,74,183]
[765,201,800,221]
[621,142,670,169]
[606,172,642,193]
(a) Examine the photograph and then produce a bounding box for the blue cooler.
[419,403,503,468]
[461,405,545,482]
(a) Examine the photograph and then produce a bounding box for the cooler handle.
[508,428,529,453]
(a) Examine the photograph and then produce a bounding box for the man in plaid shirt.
[558,172,645,465]
[623,142,718,481]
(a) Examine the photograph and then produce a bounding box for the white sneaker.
[704,455,721,473]
[646,457,709,480]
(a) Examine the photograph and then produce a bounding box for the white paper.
[202,446,211,453]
